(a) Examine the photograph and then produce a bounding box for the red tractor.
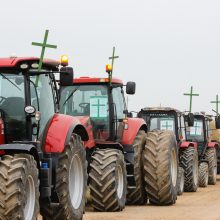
[186,113,219,187]
[0,57,88,220]
[138,107,199,194]
[59,67,179,210]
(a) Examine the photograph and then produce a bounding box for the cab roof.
[141,107,181,113]
[193,112,213,121]
[73,76,123,84]
[0,57,60,71]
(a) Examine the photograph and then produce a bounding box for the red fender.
[121,118,147,145]
[179,141,198,149]
[43,114,88,153]
[207,142,219,149]
[76,116,96,149]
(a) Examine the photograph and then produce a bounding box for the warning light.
[106,64,112,73]
[61,55,69,67]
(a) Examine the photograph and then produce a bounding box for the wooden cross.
[108,47,119,84]
[211,94,220,115]
[109,46,119,72]
[32,30,57,72]
[183,86,199,113]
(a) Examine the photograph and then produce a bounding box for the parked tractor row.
[0,56,219,220]
[138,108,219,193]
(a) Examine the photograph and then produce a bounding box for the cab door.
[112,86,126,141]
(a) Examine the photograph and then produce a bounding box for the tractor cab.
[138,107,187,142]
[0,56,91,220]
[0,57,73,144]
[60,76,136,142]
[185,113,212,155]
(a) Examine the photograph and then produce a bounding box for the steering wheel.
[79,103,90,108]
[0,96,6,104]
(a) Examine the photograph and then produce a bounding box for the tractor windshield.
[60,85,109,140]
[145,113,176,133]
[186,118,204,142]
[0,73,26,142]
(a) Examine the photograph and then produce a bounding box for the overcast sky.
[1,0,220,114]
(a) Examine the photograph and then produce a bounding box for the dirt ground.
[39,175,220,220]
[84,175,220,220]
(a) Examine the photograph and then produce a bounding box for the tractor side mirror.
[127,112,133,118]
[60,67,74,86]
[215,115,220,129]
[126,81,136,95]
[187,113,194,127]
[123,110,133,118]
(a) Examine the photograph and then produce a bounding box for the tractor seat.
[0,97,25,118]
[0,97,26,142]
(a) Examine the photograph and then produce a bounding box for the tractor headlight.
[20,63,29,70]
[24,106,36,114]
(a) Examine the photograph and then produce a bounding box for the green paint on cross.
[108,46,119,84]
[32,30,57,85]
[210,94,220,115]
[91,99,105,118]
[164,121,172,130]
[193,122,201,135]
[183,86,199,113]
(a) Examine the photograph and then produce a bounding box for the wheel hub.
[171,148,178,187]
[69,154,84,209]
[193,158,199,185]
[116,165,124,199]
[24,175,35,220]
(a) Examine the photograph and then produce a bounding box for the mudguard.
[207,142,219,149]
[0,143,39,166]
[77,116,95,149]
[42,113,89,153]
[121,118,147,145]
[179,141,198,149]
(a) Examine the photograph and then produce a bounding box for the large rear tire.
[143,130,178,205]
[198,162,208,187]
[41,134,87,220]
[205,148,217,185]
[127,130,147,205]
[180,146,198,192]
[89,148,127,211]
[0,154,39,220]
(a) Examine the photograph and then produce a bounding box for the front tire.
[143,130,178,205]
[205,148,217,185]
[41,134,87,220]
[89,148,127,211]
[180,147,198,192]
[0,154,39,220]
[127,130,147,205]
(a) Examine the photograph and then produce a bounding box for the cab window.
[30,75,55,135]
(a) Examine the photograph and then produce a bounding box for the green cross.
[193,122,201,135]
[32,30,57,71]
[108,46,119,84]
[32,30,57,86]
[183,86,199,113]
[210,94,220,115]
[163,121,173,130]
[91,99,105,118]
